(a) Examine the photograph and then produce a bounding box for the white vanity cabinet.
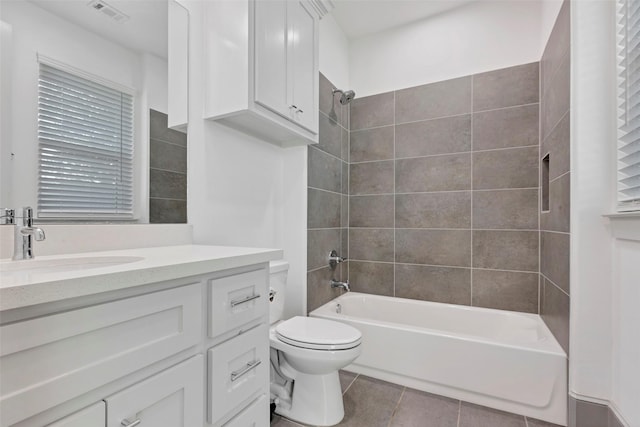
[47,403,105,427]
[206,269,270,427]
[0,283,202,426]
[0,244,280,427]
[47,356,203,427]
[105,355,203,427]
[204,0,320,147]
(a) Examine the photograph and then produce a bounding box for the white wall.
[349,0,546,97]
[569,0,615,404]
[0,1,167,221]
[571,2,640,426]
[541,0,565,53]
[319,14,350,90]
[0,21,13,209]
[611,239,640,426]
[184,0,307,317]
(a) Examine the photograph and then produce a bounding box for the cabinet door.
[47,402,105,427]
[287,0,317,132]
[105,355,203,427]
[254,0,289,118]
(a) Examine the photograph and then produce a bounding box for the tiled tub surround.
[149,109,188,223]
[307,73,350,312]
[348,62,541,314]
[311,292,567,425]
[272,372,565,427]
[539,0,571,356]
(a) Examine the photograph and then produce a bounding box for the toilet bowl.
[268,261,362,426]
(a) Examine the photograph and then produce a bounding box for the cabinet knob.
[121,418,142,427]
[289,104,298,110]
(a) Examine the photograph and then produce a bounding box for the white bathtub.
[310,292,567,426]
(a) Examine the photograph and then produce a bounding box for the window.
[617,0,640,212]
[37,59,134,219]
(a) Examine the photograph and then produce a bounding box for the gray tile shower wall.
[149,109,187,223]
[540,0,570,355]
[307,73,350,313]
[347,62,541,313]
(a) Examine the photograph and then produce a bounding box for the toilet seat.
[275,316,361,350]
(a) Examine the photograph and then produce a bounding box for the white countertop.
[0,244,283,311]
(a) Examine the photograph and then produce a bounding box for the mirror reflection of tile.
[149,109,187,223]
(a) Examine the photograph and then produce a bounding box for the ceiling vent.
[87,0,129,23]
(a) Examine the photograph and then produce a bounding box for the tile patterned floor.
[271,372,563,427]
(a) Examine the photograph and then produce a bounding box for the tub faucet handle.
[328,249,346,270]
[331,279,350,292]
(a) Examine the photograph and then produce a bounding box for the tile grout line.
[309,143,346,165]
[540,229,570,236]
[339,116,343,286]
[319,108,349,133]
[538,60,543,315]
[349,144,541,165]
[342,373,359,395]
[351,187,541,197]
[149,196,187,202]
[457,400,462,427]
[149,137,188,148]
[387,386,405,427]
[308,186,344,197]
[540,108,570,148]
[351,101,540,133]
[540,55,571,140]
[149,166,187,175]
[549,169,570,184]
[347,104,350,284]
[540,47,571,111]
[393,90,397,298]
[540,272,570,298]
[470,74,474,307]
[348,259,539,275]
[350,227,541,232]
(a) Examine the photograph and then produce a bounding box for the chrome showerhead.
[332,88,356,105]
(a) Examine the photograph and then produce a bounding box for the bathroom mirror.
[0,0,189,223]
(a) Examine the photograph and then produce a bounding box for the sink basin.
[0,256,144,274]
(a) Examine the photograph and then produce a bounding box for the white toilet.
[268,261,362,426]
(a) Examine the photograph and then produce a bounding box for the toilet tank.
[269,260,289,324]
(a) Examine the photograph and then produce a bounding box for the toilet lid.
[276,316,362,350]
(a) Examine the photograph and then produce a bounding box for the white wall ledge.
[603,213,640,242]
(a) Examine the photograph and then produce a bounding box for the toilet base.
[274,371,344,426]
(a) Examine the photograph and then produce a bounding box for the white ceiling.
[331,0,478,40]
[28,0,168,59]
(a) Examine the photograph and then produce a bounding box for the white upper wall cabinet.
[204,0,320,147]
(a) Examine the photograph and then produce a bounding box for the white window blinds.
[617,0,640,212]
[38,62,134,219]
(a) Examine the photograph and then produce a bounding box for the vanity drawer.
[222,394,269,427]
[47,402,105,427]
[0,283,202,426]
[208,324,269,426]
[208,268,268,339]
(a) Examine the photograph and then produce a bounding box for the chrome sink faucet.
[11,207,46,260]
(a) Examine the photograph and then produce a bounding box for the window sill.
[603,212,640,242]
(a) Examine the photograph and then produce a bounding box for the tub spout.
[330,279,350,292]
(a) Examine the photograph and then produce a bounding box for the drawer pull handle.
[121,419,142,427]
[230,359,262,382]
[230,293,261,307]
